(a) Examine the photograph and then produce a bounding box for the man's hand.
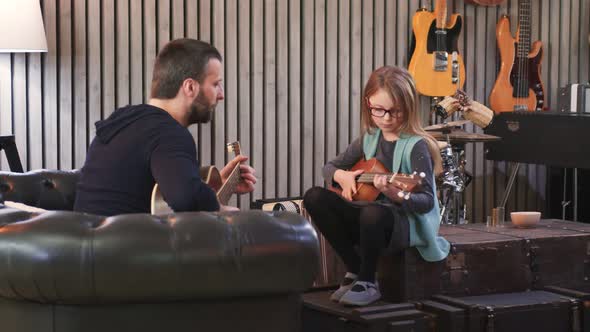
[219,155,257,194]
[333,169,364,201]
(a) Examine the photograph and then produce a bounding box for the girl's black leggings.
[303,186,409,283]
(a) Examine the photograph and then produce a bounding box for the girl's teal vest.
[363,129,450,262]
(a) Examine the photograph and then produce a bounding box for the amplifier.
[251,197,346,288]
[558,83,590,113]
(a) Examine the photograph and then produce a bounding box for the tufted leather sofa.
[0,170,319,332]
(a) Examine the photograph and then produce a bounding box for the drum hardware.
[438,138,471,224]
[427,92,500,224]
[432,125,497,224]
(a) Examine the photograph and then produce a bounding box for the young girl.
[303,66,450,306]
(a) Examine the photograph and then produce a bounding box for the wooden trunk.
[379,219,590,303]
[543,286,590,331]
[378,224,531,302]
[302,289,434,332]
[461,219,590,291]
[426,291,579,332]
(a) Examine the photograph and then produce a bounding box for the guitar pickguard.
[426,17,463,54]
[508,46,545,111]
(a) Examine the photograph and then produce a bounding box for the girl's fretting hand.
[334,169,364,201]
[373,175,405,203]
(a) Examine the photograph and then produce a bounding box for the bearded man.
[74,39,256,216]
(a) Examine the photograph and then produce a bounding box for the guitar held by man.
[408,0,466,97]
[151,141,255,214]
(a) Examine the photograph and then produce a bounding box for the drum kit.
[427,93,500,224]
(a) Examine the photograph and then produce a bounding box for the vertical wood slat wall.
[0,0,588,218]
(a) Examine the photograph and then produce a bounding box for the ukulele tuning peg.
[397,191,405,198]
[404,193,411,200]
[419,172,426,178]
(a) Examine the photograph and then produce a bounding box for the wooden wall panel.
[0,0,588,218]
[73,0,87,168]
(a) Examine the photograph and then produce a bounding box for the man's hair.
[150,39,222,99]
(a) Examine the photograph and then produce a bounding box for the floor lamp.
[0,0,48,171]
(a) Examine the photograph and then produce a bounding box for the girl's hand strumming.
[334,169,364,201]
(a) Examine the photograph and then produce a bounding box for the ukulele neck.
[355,172,416,184]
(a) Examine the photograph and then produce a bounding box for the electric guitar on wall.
[489,0,545,113]
[408,0,465,97]
[151,142,242,214]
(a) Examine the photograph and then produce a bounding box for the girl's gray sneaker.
[338,280,381,306]
[329,272,357,302]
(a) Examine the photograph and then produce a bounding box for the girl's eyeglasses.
[365,97,403,118]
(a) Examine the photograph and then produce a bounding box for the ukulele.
[330,158,425,202]
[150,141,243,214]
[489,0,545,112]
[408,0,465,97]
[465,0,505,6]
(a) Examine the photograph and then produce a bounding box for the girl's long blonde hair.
[361,66,442,175]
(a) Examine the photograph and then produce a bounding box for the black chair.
[0,135,23,172]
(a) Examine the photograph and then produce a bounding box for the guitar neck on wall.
[489,0,546,112]
[150,141,242,214]
[408,0,466,97]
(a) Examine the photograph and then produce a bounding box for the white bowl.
[510,211,541,228]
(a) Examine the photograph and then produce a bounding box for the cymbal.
[424,120,470,131]
[431,129,501,143]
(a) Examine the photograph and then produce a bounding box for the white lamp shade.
[0,0,48,52]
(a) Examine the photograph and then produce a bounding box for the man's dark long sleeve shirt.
[74,104,219,216]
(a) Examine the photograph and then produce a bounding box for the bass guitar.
[408,0,465,97]
[330,158,425,202]
[489,0,545,112]
[150,141,242,214]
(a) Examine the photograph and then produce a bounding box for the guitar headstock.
[388,172,425,200]
[227,141,241,157]
[434,0,448,29]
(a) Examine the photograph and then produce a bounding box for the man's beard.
[188,92,216,124]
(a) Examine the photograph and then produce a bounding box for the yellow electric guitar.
[150,142,242,214]
[408,0,466,97]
